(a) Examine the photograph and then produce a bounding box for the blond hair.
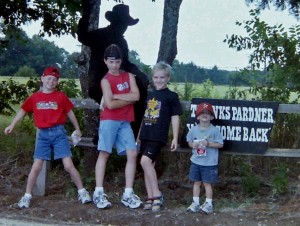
[152,61,172,78]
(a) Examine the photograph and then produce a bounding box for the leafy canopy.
[246,0,300,19]
[224,9,300,102]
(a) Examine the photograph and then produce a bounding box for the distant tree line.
[0,26,266,86]
[0,26,79,78]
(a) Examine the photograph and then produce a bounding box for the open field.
[0,76,250,99]
[1,76,299,101]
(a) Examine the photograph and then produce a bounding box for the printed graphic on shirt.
[117,82,129,91]
[144,98,161,125]
[36,101,58,110]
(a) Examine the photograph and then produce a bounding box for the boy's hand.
[4,125,14,135]
[75,130,82,137]
[192,140,200,148]
[170,139,178,152]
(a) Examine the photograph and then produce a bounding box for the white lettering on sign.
[231,107,274,123]
[190,104,274,123]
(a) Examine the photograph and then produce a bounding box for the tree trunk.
[78,0,101,179]
[157,0,182,65]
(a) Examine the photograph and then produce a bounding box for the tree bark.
[157,0,183,65]
[77,0,101,179]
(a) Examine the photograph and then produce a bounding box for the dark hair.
[104,44,123,60]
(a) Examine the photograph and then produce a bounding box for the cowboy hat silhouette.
[105,4,139,26]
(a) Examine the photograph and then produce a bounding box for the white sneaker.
[187,202,200,213]
[18,196,31,208]
[200,202,213,214]
[78,190,92,204]
[93,192,111,209]
[121,192,143,209]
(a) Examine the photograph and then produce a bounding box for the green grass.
[1,76,298,101]
[0,76,250,99]
[169,82,251,99]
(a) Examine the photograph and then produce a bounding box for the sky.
[23,0,298,70]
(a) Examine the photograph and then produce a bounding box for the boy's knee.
[140,156,151,167]
[127,150,138,159]
[31,165,42,174]
[63,161,75,173]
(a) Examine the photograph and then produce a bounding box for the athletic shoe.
[93,192,111,209]
[187,202,200,213]
[121,192,143,209]
[78,190,92,204]
[200,202,213,214]
[18,196,31,208]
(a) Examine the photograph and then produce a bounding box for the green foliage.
[57,79,82,98]
[234,157,261,196]
[0,0,81,37]
[246,0,300,19]
[14,66,37,78]
[172,60,242,85]
[224,9,300,103]
[269,113,300,149]
[271,163,288,195]
[200,79,214,98]
[173,79,219,101]
[0,27,76,77]
[242,173,261,196]
[224,86,249,100]
[0,77,40,116]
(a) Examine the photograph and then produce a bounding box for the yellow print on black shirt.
[144,98,161,124]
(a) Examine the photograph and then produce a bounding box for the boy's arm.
[113,73,140,102]
[4,109,26,135]
[170,115,180,152]
[67,110,82,137]
[206,141,224,149]
[101,78,134,110]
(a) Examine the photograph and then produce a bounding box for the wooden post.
[32,161,49,196]
[32,129,49,196]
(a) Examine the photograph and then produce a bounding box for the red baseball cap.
[196,102,215,118]
[42,67,60,78]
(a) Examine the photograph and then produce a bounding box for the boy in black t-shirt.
[138,62,182,211]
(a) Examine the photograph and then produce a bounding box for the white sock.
[124,188,133,197]
[192,197,200,205]
[205,198,212,205]
[78,188,86,194]
[94,187,104,194]
[24,193,32,199]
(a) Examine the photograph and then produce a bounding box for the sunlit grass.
[1,76,298,101]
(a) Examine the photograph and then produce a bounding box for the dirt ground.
[1,153,300,226]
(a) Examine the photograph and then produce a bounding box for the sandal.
[143,198,153,210]
[152,194,164,212]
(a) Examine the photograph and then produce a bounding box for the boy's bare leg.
[193,181,201,197]
[141,156,160,197]
[25,159,44,194]
[95,151,110,187]
[203,182,213,199]
[125,150,137,188]
[62,157,83,189]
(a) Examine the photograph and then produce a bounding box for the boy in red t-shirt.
[93,44,142,209]
[4,67,92,208]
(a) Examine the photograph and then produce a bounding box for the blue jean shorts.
[34,125,72,160]
[98,120,137,156]
[189,163,218,184]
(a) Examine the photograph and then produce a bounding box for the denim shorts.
[189,163,218,184]
[98,120,137,156]
[34,125,72,160]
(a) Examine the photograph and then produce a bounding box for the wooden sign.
[181,98,279,154]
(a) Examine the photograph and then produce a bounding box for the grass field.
[0,76,251,99]
[1,76,299,101]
